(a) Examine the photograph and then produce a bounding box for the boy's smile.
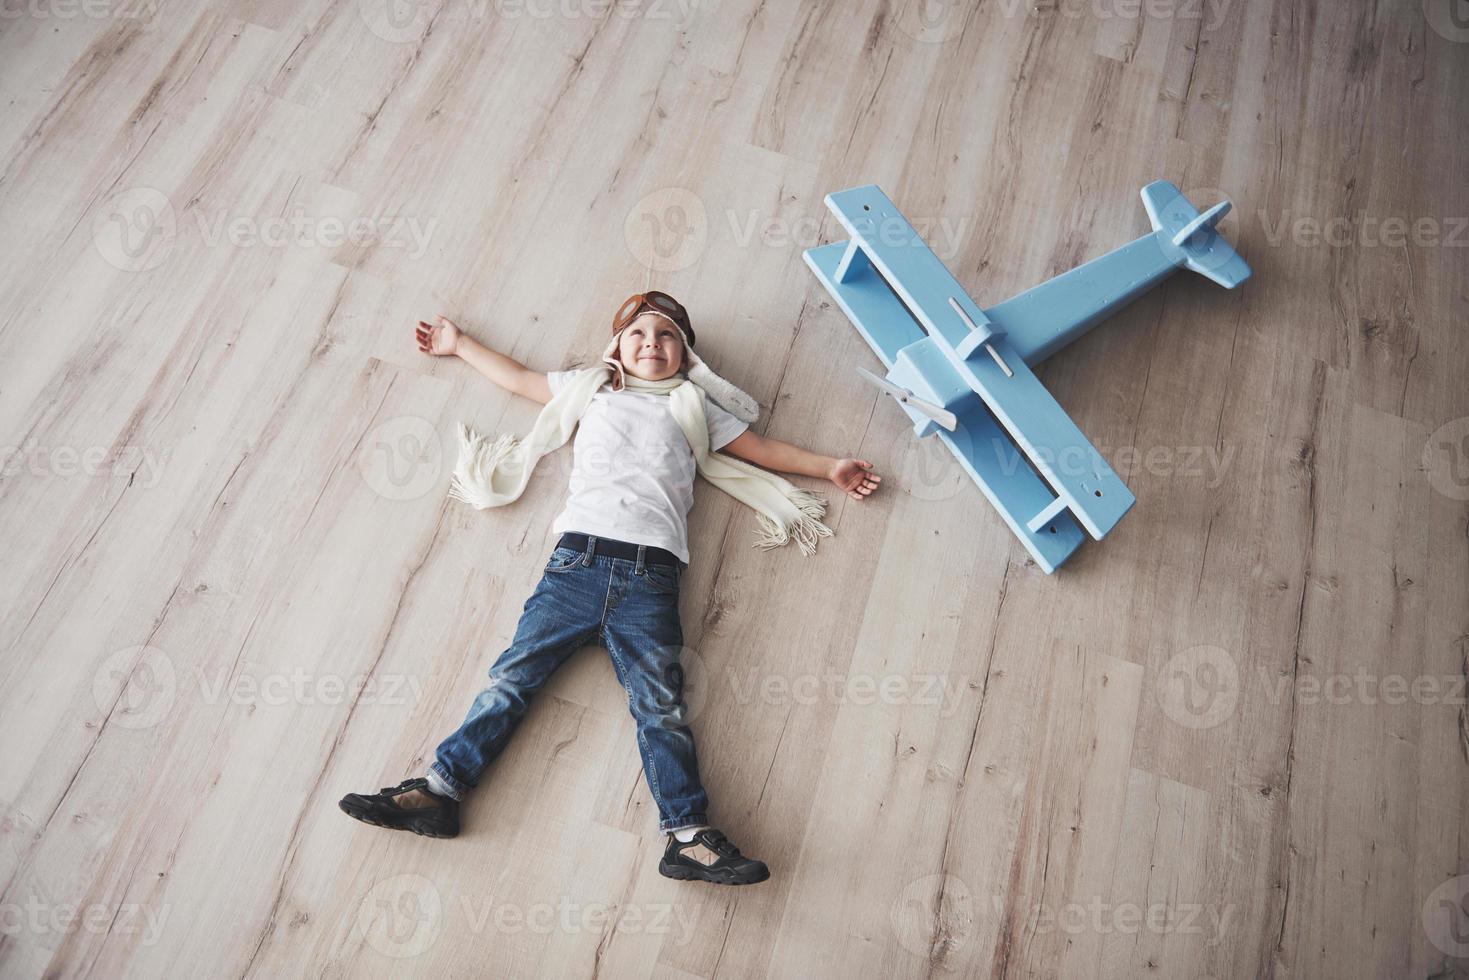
[617,312,685,382]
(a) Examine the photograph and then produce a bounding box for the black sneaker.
[659,828,769,885]
[339,777,460,838]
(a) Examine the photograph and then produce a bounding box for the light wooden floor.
[2,0,1466,977]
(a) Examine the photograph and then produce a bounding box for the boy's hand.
[827,458,881,501]
[416,316,461,357]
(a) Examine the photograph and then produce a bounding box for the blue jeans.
[427,536,708,833]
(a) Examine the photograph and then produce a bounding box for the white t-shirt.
[545,370,750,565]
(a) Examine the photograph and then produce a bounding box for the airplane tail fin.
[1140,180,1252,288]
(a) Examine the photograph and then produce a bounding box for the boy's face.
[616,312,685,382]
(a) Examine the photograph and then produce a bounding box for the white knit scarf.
[447,366,833,555]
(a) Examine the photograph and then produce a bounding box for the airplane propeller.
[855,366,958,432]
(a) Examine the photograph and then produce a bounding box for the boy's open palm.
[829,458,881,501]
[416,316,460,356]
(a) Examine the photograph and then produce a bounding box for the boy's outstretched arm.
[415,315,553,404]
[720,430,881,502]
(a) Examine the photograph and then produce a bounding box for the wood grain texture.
[1,0,1465,977]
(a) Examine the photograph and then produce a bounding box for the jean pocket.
[544,547,583,573]
[641,562,680,594]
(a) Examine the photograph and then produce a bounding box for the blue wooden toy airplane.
[803,181,1251,573]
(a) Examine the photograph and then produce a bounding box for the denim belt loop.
[635,544,647,574]
[582,535,597,566]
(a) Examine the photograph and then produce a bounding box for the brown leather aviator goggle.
[612,291,696,348]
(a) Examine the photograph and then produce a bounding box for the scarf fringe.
[447,423,520,510]
[752,486,833,557]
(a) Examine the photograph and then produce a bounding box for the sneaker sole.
[658,860,769,885]
[338,800,458,839]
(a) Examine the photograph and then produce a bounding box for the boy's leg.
[600,559,709,833]
[605,553,769,884]
[429,549,605,800]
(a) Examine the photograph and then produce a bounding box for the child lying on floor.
[340,291,880,885]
